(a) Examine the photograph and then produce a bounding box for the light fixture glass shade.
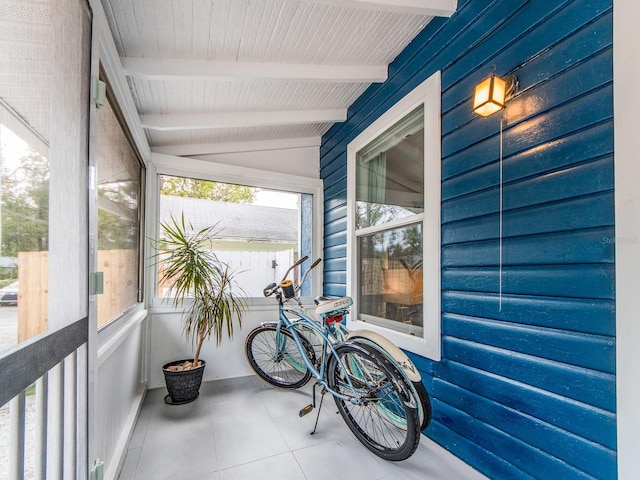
[473,75,507,117]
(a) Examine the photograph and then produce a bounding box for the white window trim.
[346,71,441,360]
[147,152,324,308]
[91,0,151,338]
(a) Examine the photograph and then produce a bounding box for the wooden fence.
[96,249,139,327]
[19,248,294,340]
[17,250,138,341]
[17,251,48,342]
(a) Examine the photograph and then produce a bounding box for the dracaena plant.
[153,213,246,367]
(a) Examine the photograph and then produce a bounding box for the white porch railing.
[0,318,88,480]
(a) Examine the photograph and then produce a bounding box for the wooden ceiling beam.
[300,0,457,16]
[140,110,347,131]
[151,137,322,156]
[122,58,387,83]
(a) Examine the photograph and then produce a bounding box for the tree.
[98,180,139,250]
[159,176,254,203]
[1,153,49,257]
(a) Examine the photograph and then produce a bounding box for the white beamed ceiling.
[101,0,455,155]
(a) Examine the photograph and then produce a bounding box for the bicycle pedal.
[299,404,314,417]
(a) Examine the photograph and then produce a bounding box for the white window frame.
[91,6,151,347]
[346,71,441,360]
[147,153,324,308]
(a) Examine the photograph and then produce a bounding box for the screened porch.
[1,0,638,479]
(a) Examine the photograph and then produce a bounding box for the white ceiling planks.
[100,0,456,155]
[107,0,430,64]
[129,79,368,114]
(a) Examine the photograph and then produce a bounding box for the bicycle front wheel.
[245,324,314,389]
[328,343,420,461]
[410,379,432,431]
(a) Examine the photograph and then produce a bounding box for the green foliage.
[159,176,254,203]
[98,179,140,250]
[155,214,222,308]
[0,264,17,280]
[152,213,246,364]
[355,202,385,229]
[390,225,422,259]
[0,277,17,288]
[97,208,138,250]
[186,263,245,348]
[1,153,49,257]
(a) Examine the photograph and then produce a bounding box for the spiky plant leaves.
[152,213,246,367]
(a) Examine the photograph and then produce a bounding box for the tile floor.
[119,376,486,480]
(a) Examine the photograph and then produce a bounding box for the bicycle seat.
[315,296,353,315]
[314,296,330,305]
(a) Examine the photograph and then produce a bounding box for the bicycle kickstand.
[310,386,326,435]
[298,382,326,435]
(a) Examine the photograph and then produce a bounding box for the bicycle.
[244,256,431,461]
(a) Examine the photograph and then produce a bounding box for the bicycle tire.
[327,342,420,461]
[245,324,314,389]
[347,337,432,431]
[410,379,432,431]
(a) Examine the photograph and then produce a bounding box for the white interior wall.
[614,0,640,478]
[149,305,280,388]
[94,308,147,480]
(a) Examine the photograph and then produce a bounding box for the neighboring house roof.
[159,195,297,243]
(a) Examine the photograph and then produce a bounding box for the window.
[347,71,441,359]
[0,0,91,352]
[96,86,144,328]
[0,125,49,352]
[156,173,316,299]
[1,0,92,473]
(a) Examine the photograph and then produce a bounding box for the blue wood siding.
[319,0,615,478]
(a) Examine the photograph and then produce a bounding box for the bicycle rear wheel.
[328,343,420,461]
[245,324,314,389]
[348,337,432,431]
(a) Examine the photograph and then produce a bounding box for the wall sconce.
[471,72,519,312]
[472,74,518,117]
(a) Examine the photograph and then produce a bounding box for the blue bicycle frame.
[267,301,364,404]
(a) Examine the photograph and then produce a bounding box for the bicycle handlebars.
[263,257,322,299]
[280,255,308,285]
[263,282,277,297]
[296,257,321,294]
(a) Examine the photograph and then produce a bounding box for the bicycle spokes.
[328,343,420,461]
[282,351,307,373]
[245,325,313,389]
[245,256,424,461]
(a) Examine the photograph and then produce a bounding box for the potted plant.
[153,213,246,404]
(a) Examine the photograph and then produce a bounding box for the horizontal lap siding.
[320,0,615,478]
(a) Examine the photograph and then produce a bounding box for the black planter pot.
[162,359,206,405]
